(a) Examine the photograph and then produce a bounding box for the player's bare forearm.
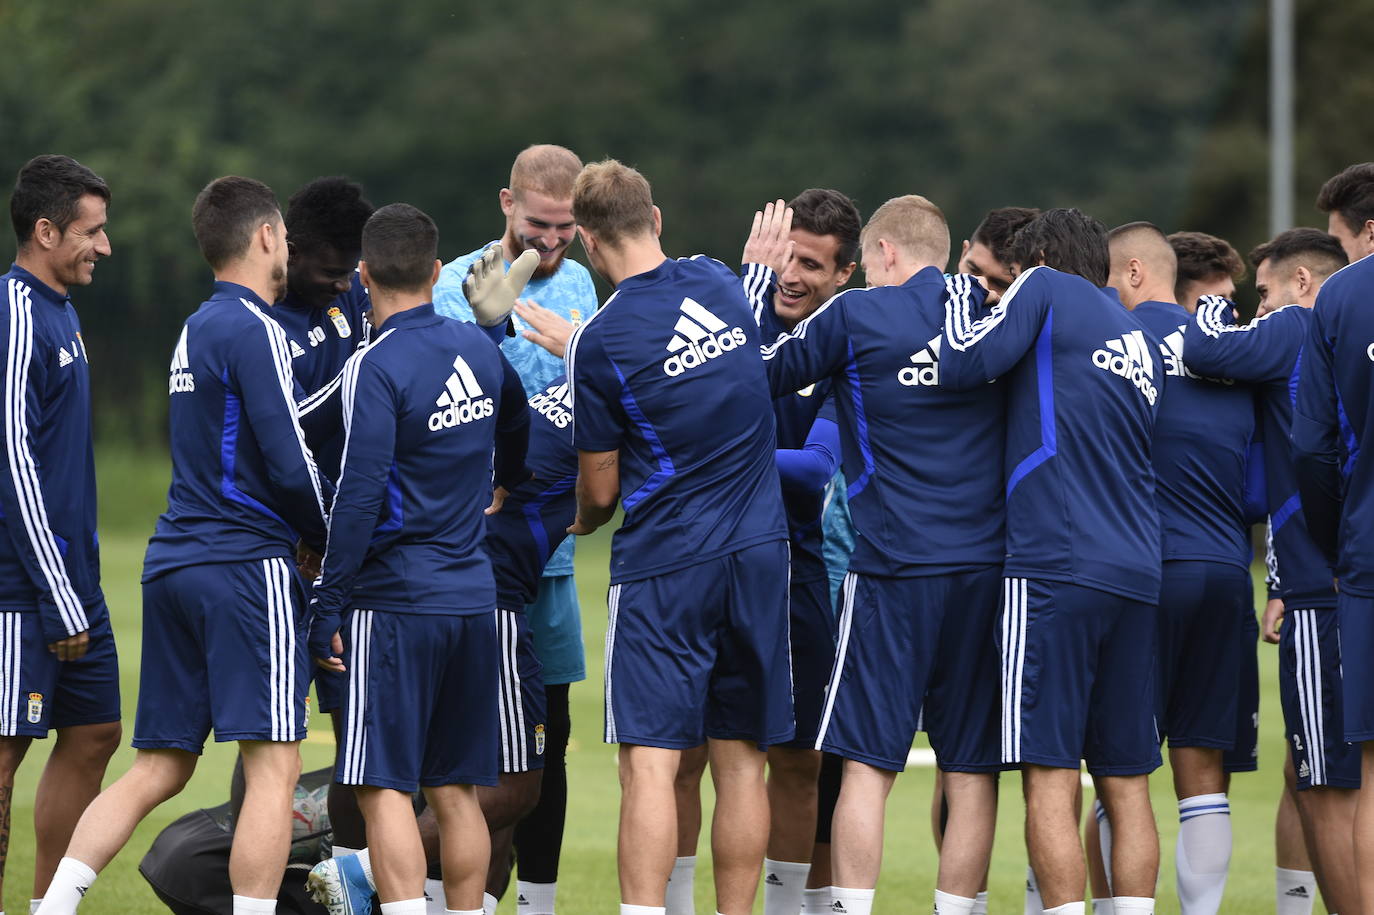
[569,449,619,535]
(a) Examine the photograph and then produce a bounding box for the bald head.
[859,195,950,287]
[1107,221,1178,309]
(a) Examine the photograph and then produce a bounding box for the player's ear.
[652,205,663,238]
[835,262,857,288]
[879,238,898,270]
[1129,257,1144,287]
[959,239,970,259]
[500,188,516,217]
[576,225,594,255]
[358,260,373,291]
[1294,264,1312,296]
[430,259,441,286]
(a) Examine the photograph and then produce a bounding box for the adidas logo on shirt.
[1091,330,1158,405]
[662,298,747,377]
[898,335,942,386]
[58,346,74,367]
[529,380,573,429]
[168,326,196,393]
[428,355,494,430]
[290,339,306,358]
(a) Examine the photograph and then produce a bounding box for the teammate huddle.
[5,146,1374,915]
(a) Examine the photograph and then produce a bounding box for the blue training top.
[566,255,787,583]
[144,281,330,581]
[0,265,104,641]
[940,266,1163,603]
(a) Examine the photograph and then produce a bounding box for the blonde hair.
[510,144,583,201]
[860,195,950,268]
[572,159,655,246]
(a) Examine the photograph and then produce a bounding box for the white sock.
[1092,900,1115,914]
[1276,867,1316,915]
[934,889,976,914]
[1111,898,1153,915]
[31,900,42,915]
[516,880,556,914]
[1176,794,1230,914]
[357,848,377,891]
[1044,905,1086,915]
[802,887,831,914]
[446,911,483,915]
[1025,867,1044,915]
[762,858,810,915]
[665,856,696,915]
[830,887,875,915]
[973,891,988,915]
[380,902,427,915]
[620,907,666,915]
[425,878,447,914]
[482,892,498,915]
[37,858,99,914]
[1095,799,1115,894]
[231,897,277,915]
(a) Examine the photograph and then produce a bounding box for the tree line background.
[1,0,1370,445]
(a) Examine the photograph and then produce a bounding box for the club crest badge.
[328,307,351,338]
[569,309,583,326]
[534,723,546,755]
[26,692,42,724]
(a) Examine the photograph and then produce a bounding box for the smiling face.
[45,193,111,291]
[958,239,1016,303]
[773,228,854,327]
[288,241,358,309]
[502,188,577,280]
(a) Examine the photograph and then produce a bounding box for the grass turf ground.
[0,448,1297,913]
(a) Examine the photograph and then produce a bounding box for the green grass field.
[0,449,1298,913]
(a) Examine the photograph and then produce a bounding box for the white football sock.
[934,889,976,914]
[830,886,875,915]
[482,892,498,915]
[801,887,831,914]
[973,890,989,915]
[620,907,667,915]
[1044,904,1086,915]
[516,880,556,914]
[1276,867,1316,915]
[1095,799,1115,893]
[379,902,426,915]
[1025,867,1044,915]
[36,857,98,914]
[446,910,483,915]
[1091,899,1115,914]
[425,878,447,914]
[762,858,810,915]
[1110,898,1153,915]
[1176,794,1230,914]
[665,856,696,915]
[231,896,277,914]
[357,848,377,891]
[31,899,42,915]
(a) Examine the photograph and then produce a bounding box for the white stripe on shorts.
[814,571,858,752]
[0,612,17,736]
[604,585,621,743]
[498,608,529,773]
[1001,578,1028,764]
[1294,609,1326,785]
[263,557,295,741]
[342,610,374,785]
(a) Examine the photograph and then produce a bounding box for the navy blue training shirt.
[1132,299,1254,569]
[1183,295,1335,609]
[566,256,787,583]
[310,304,528,625]
[1294,255,1374,596]
[0,266,103,641]
[940,267,1163,603]
[761,266,1006,578]
[144,281,330,581]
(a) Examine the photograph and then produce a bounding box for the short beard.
[270,261,288,303]
[505,229,568,280]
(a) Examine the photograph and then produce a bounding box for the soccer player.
[1182,228,1354,915]
[304,203,531,915]
[432,145,595,914]
[1106,222,1255,913]
[0,155,121,914]
[1167,231,1246,313]
[38,176,329,915]
[956,206,1040,303]
[1295,161,1374,914]
[564,159,791,915]
[941,208,1164,915]
[759,194,1007,915]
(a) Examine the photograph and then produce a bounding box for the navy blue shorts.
[134,558,309,752]
[1224,607,1261,773]
[922,569,1005,772]
[779,575,836,749]
[817,567,1001,771]
[0,603,120,736]
[337,609,500,792]
[604,540,793,749]
[497,608,546,773]
[1000,577,1161,777]
[1338,592,1374,744]
[1280,607,1360,789]
[1155,561,1249,749]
